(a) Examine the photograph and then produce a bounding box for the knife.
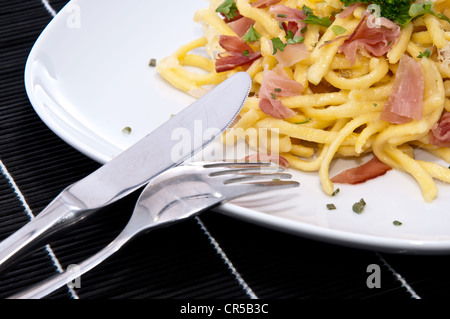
[0,71,252,271]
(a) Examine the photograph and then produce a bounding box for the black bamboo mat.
[0,0,449,303]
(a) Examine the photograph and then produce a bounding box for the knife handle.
[0,192,85,272]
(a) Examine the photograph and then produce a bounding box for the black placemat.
[0,0,448,301]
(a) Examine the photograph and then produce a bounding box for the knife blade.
[0,71,252,270]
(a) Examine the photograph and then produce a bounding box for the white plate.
[25,0,450,254]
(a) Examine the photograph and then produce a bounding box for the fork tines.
[201,161,300,189]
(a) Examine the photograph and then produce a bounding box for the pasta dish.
[157,0,450,202]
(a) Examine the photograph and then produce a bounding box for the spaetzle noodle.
[157,0,450,202]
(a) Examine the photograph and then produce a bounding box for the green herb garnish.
[417,49,432,59]
[340,0,412,27]
[122,126,132,134]
[327,203,337,210]
[302,5,314,16]
[393,220,403,226]
[352,198,366,214]
[271,31,305,55]
[296,118,311,124]
[302,5,332,27]
[242,24,261,43]
[285,30,305,44]
[148,58,157,67]
[340,0,450,28]
[332,25,347,36]
[216,0,238,20]
[332,188,340,196]
[271,37,287,54]
[409,1,450,25]
[274,88,282,92]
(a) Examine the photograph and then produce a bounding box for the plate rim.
[24,0,450,255]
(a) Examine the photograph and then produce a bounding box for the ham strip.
[273,42,308,67]
[268,5,308,66]
[219,34,253,53]
[215,35,262,72]
[269,4,306,38]
[430,112,450,147]
[331,157,392,184]
[338,10,401,65]
[336,3,362,19]
[227,16,255,37]
[258,69,303,119]
[380,54,424,124]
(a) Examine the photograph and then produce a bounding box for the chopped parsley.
[270,37,287,54]
[340,0,450,27]
[242,50,250,57]
[242,24,261,43]
[409,1,450,25]
[332,25,347,36]
[148,58,157,67]
[417,49,432,59]
[352,198,366,214]
[296,118,311,124]
[327,203,337,210]
[302,5,314,16]
[216,0,238,20]
[332,188,340,196]
[393,220,403,226]
[270,30,305,55]
[340,0,412,26]
[285,30,305,44]
[302,5,332,27]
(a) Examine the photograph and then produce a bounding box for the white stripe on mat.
[40,0,57,17]
[0,159,79,299]
[195,216,258,299]
[376,253,421,299]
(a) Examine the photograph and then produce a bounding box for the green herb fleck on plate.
[122,126,132,134]
[352,198,366,214]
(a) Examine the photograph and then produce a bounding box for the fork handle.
[0,194,81,271]
[9,226,138,299]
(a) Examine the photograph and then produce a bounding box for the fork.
[10,161,299,299]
